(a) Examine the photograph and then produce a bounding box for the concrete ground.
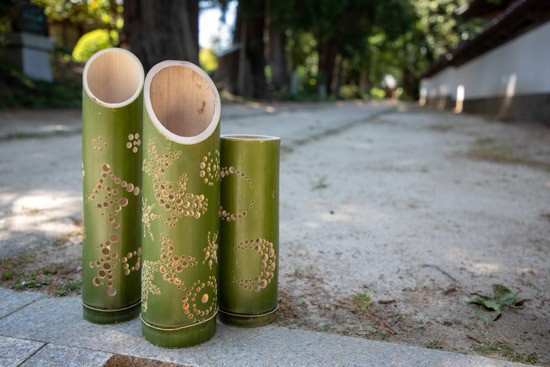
[0,101,548,366]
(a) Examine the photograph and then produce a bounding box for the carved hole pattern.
[143,138,208,226]
[233,238,276,292]
[218,166,254,222]
[86,163,141,297]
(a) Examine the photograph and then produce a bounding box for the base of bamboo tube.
[82,301,141,324]
[141,314,217,348]
[218,306,278,328]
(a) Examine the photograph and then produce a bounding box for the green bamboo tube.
[140,61,221,347]
[218,135,280,327]
[82,48,144,324]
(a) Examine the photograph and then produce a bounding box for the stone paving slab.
[0,335,44,367]
[0,288,43,319]
[21,344,111,367]
[0,295,530,367]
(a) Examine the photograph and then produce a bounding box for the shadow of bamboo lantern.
[82,48,144,323]
[140,61,221,347]
[218,135,280,327]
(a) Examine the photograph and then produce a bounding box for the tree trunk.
[318,39,339,96]
[234,0,268,99]
[267,20,289,94]
[245,1,268,99]
[359,69,370,95]
[403,67,418,100]
[122,0,199,71]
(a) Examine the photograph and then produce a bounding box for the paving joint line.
[16,341,48,367]
[0,294,46,321]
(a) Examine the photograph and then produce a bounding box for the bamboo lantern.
[140,61,221,347]
[218,135,280,327]
[82,48,144,324]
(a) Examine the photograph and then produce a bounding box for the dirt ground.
[272,106,550,365]
[0,102,548,365]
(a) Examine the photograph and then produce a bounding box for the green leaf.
[476,309,500,323]
[481,299,501,312]
[465,284,520,323]
[492,284,517,305]
[463,294,486,305]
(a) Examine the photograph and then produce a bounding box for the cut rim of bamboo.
[144,61,221,144]
[83,48,144,108]
[221,134,281,141]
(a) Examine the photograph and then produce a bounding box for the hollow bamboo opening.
[149,64,217,138]
[84,48,143,107]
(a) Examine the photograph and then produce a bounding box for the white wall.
[420,21,550,103]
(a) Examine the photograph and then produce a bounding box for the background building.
[420,0,550,123]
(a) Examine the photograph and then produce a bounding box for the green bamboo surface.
[82,48,144,324]
[218,135,280,327]
[140,61,220,348]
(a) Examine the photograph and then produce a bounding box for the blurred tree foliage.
[1,0,486,101]
[35,0,122,29]
[72,28,116,61]
[222,0,486,99]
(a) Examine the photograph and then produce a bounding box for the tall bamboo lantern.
[140,61,221,347]
[82,48,144,324]
[218,135,280,327]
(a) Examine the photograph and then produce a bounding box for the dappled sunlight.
[505,73,517,98]
[471,262,502,274]
[10,190,81,220]
[454,85,464,113]
[318,203,392,225]
[319,209,353,223]
[394,158,426,170]
[0,189,81,255]
[499,73,517,118]
[302,221,320,229]
[245,101,263,109]
[347,140,373,150]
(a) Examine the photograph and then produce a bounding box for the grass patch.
[12,272,51,290]
[42,263,65,275]
[473,341,540,364]
[469,138,514,163]
[0,255,29,282]
[426,339,443,350]
[354,291,373,314]
[468,138,550,171]
[0,246,81,296]
[55,280,82,297]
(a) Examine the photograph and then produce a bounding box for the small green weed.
[13,272,51,290]
[354,291,373,314]
[41,263,65,275]
[426,339,443,350]
[55,280,82,296]
[1,269,17,281]
[0,256,27,282]
[312,175,328,190]
[474,341,540,363]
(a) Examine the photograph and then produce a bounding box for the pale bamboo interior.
[86,51,142,104]
[150,65,216,137]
